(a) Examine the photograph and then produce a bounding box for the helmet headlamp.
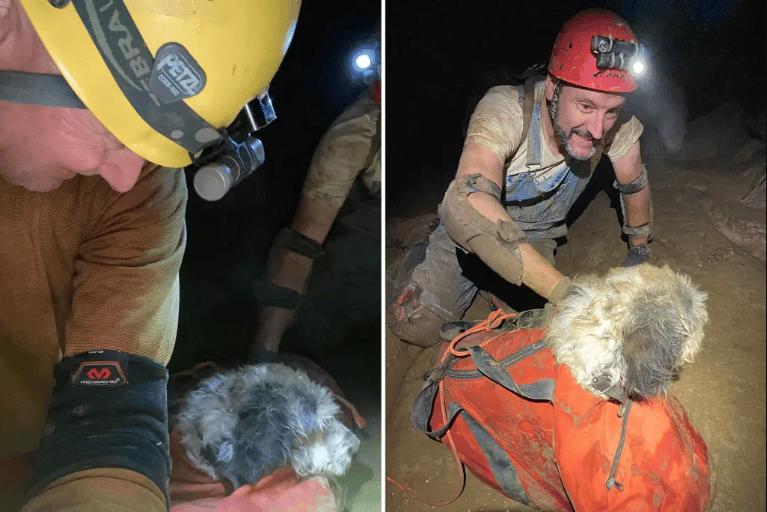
[191,95,276,202]
[348,38,380,82]
[590,35,646,77]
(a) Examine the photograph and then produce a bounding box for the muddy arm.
[454,142,566,300]
[251,196,341,355]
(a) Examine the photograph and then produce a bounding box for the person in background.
[250,58,381,362]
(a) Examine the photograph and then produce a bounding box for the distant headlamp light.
[351,47,376,76]
[590,35,646,76]
[355,53,372,71]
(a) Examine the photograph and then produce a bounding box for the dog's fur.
[176,363,361,489]
[545,264,708,400]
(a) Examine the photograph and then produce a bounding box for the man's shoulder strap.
[520,76,539,145]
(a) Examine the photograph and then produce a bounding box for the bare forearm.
[519,244,565,298]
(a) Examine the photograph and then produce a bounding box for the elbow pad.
[27,351,170,507]
[438,173,528,285]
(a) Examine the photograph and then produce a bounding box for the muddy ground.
[384,119,766,510]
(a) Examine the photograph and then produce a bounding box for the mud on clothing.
[393,80,643,328]
[301,91,381,208]
[0,164,186,507]
[415,319,712,511]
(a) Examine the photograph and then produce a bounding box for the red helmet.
[548,9,640,93]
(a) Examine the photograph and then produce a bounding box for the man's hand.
[548,276,580,305]
[622,243,650,267]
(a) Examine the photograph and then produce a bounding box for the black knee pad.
[27,350,170,506]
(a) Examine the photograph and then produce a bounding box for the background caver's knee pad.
[388,297,446,348]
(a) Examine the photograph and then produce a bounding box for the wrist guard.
[622,243,651,267]
[274,227,324,260]
[614,164,653,239]
[27,351,170,506]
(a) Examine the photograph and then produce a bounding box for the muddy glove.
[622,243,650,267]
[548,277,580,305]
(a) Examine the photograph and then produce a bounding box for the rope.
[606,398,633,492]
[446,309,518,358]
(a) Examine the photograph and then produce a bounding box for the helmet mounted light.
[191,95,276,202]
[0,0,290,201]
[590,35,646,77]
[354,52,373,72]
[348,37,380,82]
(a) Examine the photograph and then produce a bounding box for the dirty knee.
[389,304,446,348]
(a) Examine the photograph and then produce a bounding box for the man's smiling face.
[546,77,626,161]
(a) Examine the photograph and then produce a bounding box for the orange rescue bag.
[411,314,712,511]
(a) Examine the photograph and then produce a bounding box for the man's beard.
[547,84,598,162]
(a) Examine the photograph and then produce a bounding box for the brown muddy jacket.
[0,163,186,511]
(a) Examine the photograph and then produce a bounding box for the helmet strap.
[0,70,86,109]
[546,80,563,130]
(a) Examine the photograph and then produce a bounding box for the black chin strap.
[0,70,86,109]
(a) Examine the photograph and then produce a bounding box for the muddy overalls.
[392,84,601,339]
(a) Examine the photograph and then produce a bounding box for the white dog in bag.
[175,363,361,490]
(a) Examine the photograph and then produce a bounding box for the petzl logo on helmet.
[73,361,126,386]
[149,43,207,104]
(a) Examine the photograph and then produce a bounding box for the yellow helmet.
[20,0,301,167]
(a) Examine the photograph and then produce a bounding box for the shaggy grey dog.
[545,264,708,400]
[175,363,361,489]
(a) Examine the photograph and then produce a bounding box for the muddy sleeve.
[464,85,523,166]
[65,165,187,365]
[604,115,644,162]
[301,97,381,210]
[20,468,166,512]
